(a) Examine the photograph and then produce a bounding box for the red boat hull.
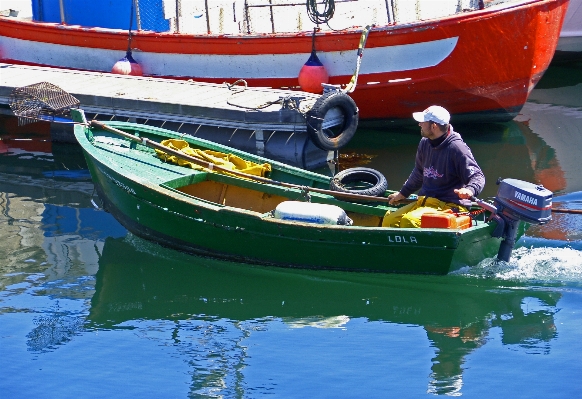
[0,0,568,121]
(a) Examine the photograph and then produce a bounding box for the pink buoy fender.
[111,51,143,76]
[298,50,329,94]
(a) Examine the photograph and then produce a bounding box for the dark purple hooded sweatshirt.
[399,126,485,207]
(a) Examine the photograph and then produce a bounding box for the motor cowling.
[491,178,553,262]
[494,178,552,224]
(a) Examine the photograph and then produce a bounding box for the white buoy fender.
[111,51,143,76]
[273,201,353,225]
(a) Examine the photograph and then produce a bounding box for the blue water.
[1,237,581,398]
[1,59,582,398]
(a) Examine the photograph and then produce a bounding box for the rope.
[311,28,317,53]
[224,79,288,111]
[300,186,312,202]
[470,209,486,216]
[225,79,248,93]
[126,0,135,53]
[306,0,335,25]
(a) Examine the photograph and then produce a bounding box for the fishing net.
[9,82,80,125]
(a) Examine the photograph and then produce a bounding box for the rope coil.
[306,0,335,25]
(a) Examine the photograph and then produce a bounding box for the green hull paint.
[76,121,516,274]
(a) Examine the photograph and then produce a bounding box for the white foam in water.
[456,246,582,283]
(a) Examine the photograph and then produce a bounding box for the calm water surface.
[1,60,582,398]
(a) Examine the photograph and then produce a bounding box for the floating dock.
[0,63,334,169]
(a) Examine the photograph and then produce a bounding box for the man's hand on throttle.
[454,188,473,200]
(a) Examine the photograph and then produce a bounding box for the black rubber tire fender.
[306,91,359,151]
[330,167,388,197]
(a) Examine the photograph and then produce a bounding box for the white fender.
[273,201,353,225]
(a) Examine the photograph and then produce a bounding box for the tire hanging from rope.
[305,90,359,151]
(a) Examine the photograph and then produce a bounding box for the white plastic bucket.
[273,201,353,225]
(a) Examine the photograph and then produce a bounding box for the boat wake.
[455,244,582,284]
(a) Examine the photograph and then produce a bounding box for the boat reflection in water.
[0,121,126,280]
[88,236,560,396]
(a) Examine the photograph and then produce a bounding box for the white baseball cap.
[412,106,450,125]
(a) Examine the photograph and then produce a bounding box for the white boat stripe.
[0,36,457,78]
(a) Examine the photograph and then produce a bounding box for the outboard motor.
[486,178,553,262]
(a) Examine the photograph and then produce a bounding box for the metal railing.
[50,0,487,35]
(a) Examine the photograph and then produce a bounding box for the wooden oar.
[551,208,582,215]
[90,120,395,204]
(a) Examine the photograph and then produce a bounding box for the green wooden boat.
[71,110,553,275]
